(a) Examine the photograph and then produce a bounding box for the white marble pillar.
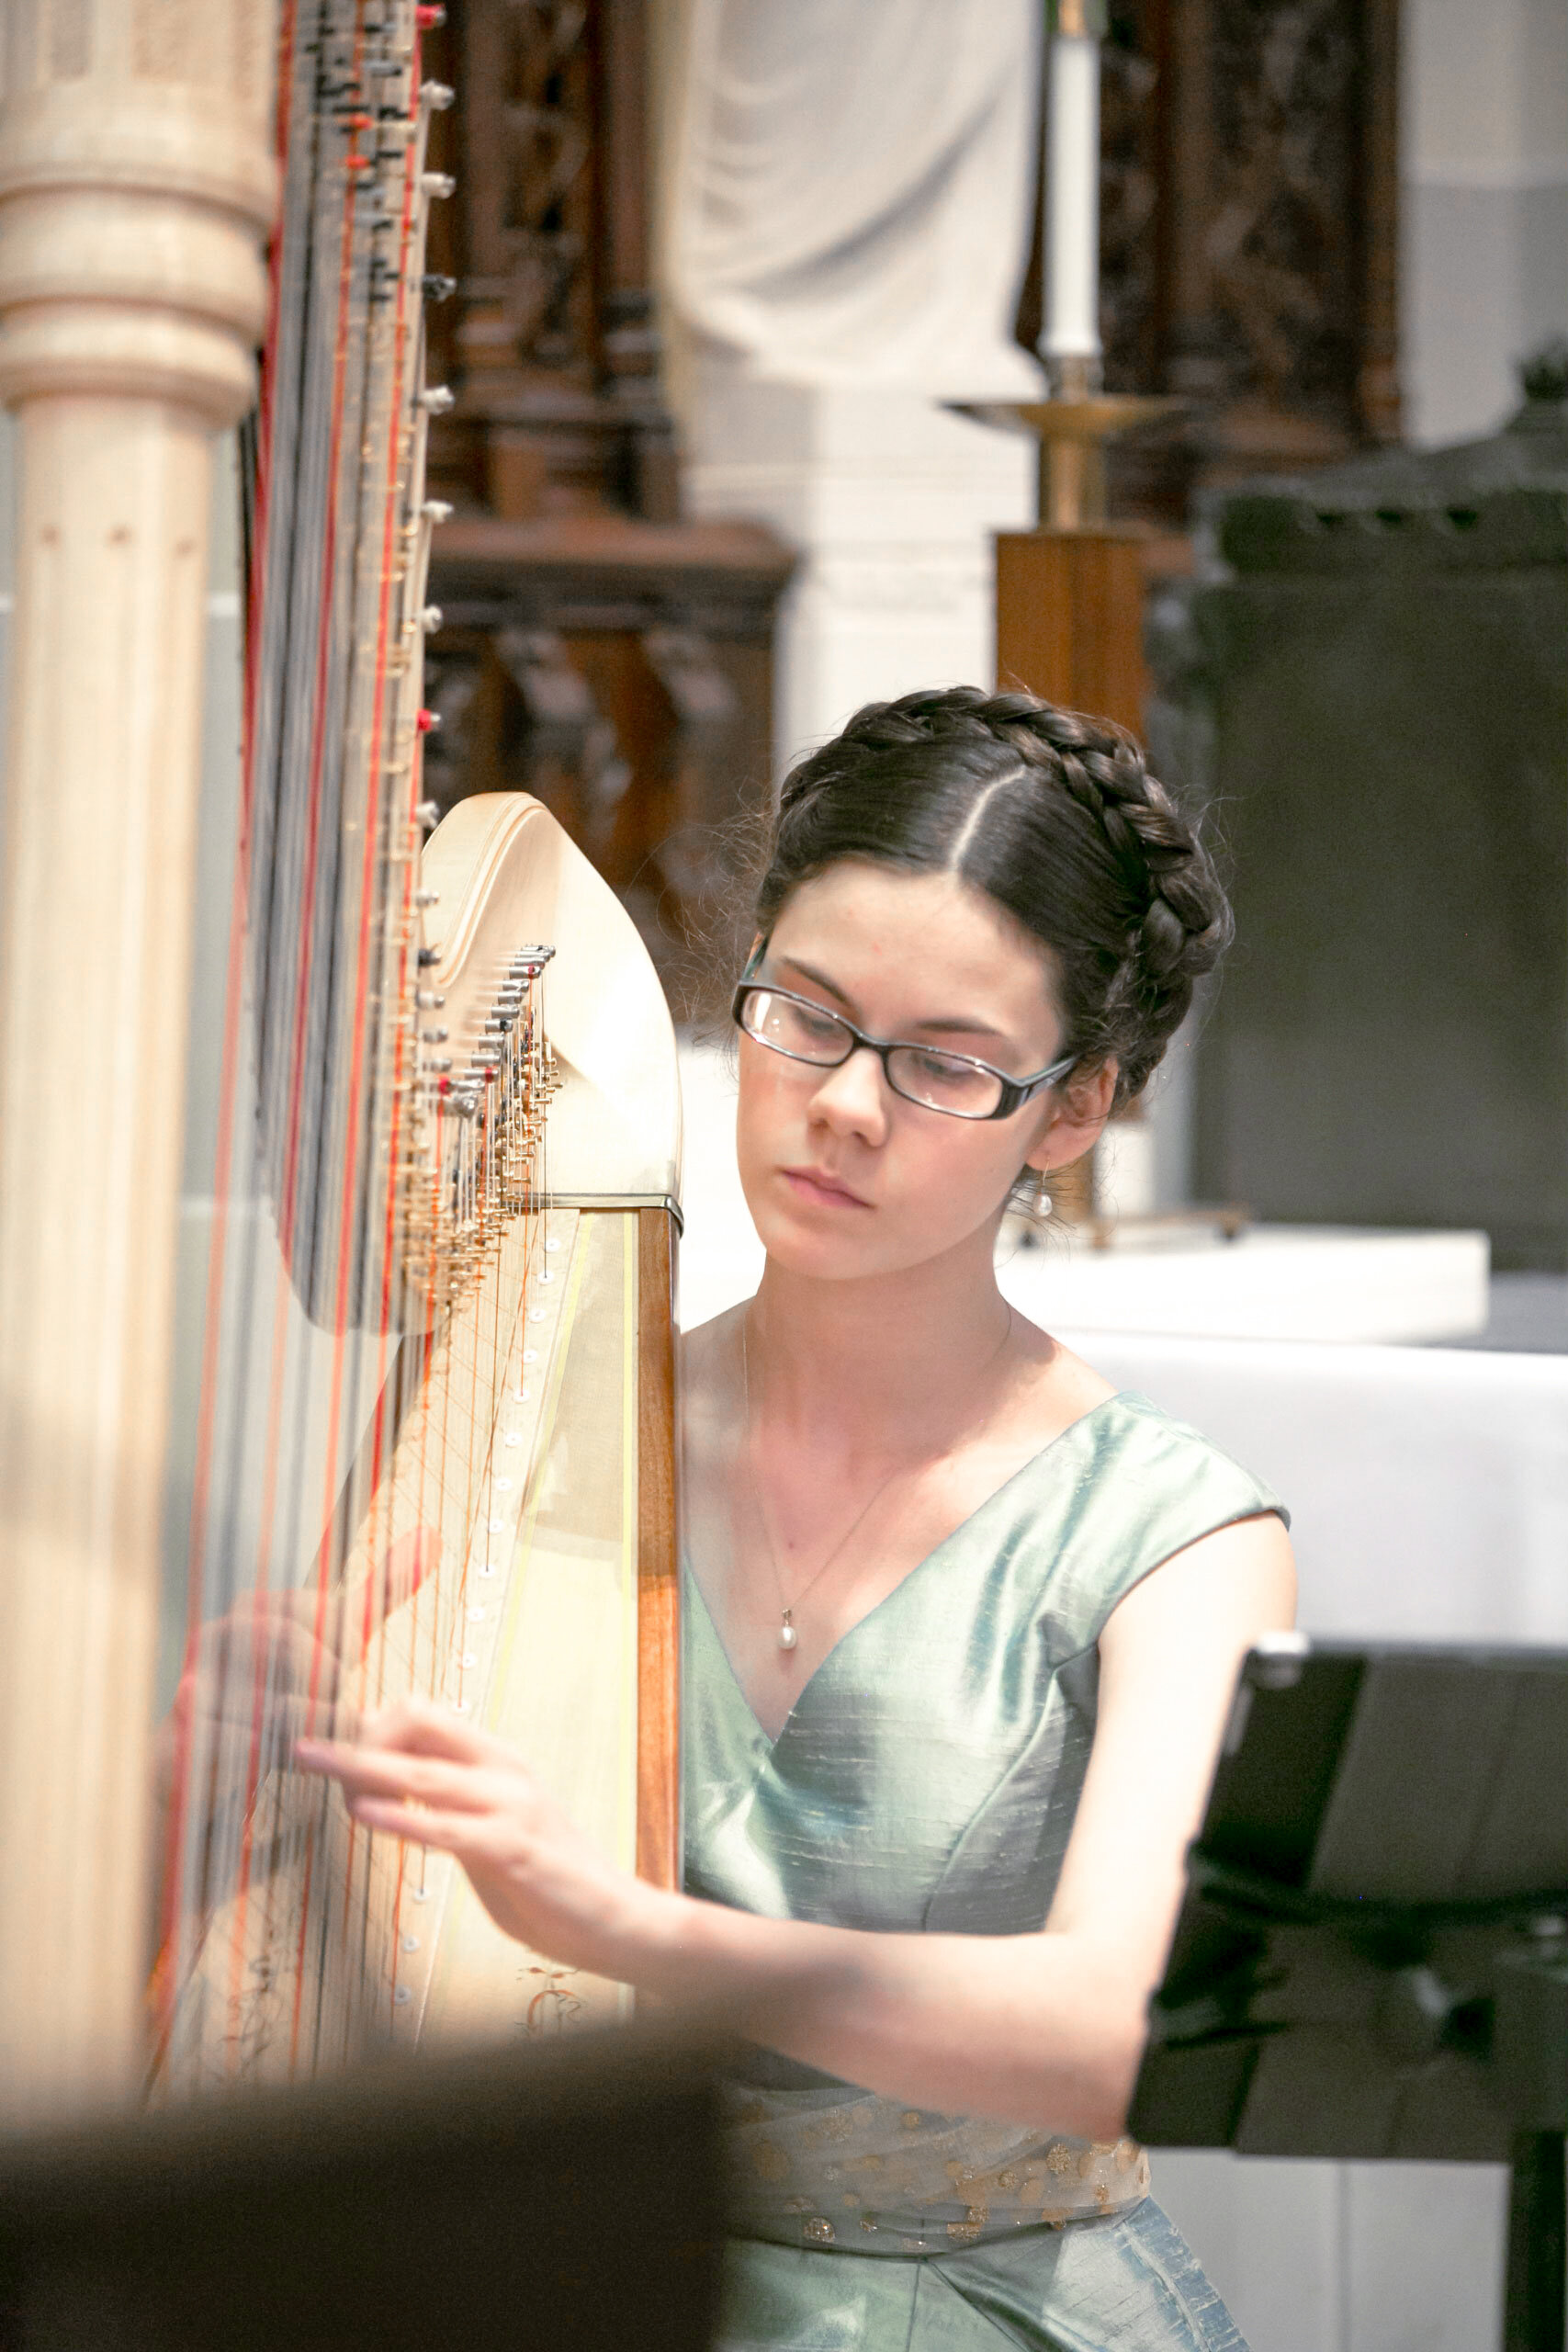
[681,366,1035,765]
[662,0,1043,765]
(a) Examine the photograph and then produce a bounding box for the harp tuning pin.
[420,604,444,632]
[421,1027,448,1043]
[419,384,456,415]
[415,800,440,829]
[414,888,439,907]
[418,944,442,966]
[420,170,456,199]
[416,4,446,26]
[423,498,453,524]
[421,79,456,110]
[422,272,457,303]
[416,988,445,1008]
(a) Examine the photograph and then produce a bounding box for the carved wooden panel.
[423,0,675,520]
[458,1,596,382]
[1099,5,1163,397]
[414,0,787,995]
[1020,0,1402,521]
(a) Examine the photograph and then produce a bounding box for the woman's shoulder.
[1018,1328,1282,1527]
[1010,1384,1288,1645]
[1076,1387,1286,1521]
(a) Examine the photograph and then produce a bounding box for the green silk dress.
[683,1391,1285,2352]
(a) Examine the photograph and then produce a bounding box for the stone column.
[660,0,1043,766]
[680,366,1036,767]
[0,0,276,2121]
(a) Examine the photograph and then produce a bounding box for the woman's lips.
[780,1166,872,1209]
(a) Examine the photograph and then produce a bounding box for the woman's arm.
[297,1511,1295,2134]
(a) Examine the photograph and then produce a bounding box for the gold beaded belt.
[726,2086,1151,2256]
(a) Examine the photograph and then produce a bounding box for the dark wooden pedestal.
[1001,529,1161,738]
[994,526,1192,1227]
[995,525,1189,740]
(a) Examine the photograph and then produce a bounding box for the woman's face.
[735,861,1111,1285]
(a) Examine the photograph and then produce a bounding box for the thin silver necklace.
[739,1306,1014,1653]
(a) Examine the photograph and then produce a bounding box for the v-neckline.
[689,1390,1129,1754]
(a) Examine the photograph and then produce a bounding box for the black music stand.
[0,2025,729,2352]
[1129,1637,1568,2352]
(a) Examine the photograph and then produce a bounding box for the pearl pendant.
[778,1610,798,1652]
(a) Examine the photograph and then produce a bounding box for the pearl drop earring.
[1036,1171,1054,1217]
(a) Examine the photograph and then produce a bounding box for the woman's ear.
[1023,1060,1119,1177]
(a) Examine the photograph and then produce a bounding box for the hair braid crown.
[761,684,1232,1104]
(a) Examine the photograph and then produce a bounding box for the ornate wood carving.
[427,0,677,521]
[1020,0,1403,523]
[419,2,792,995]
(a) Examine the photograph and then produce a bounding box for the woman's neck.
[746,1219,1020,1460]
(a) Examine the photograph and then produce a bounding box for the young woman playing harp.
[303,685,1295,2351]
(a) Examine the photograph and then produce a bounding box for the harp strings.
[155,0,508,2084]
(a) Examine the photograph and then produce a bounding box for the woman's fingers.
[294,1735,502,1817]
[355,1695,520,1771]
[343,1795,468,1847]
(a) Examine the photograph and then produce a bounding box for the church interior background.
[0,3,1562,2346]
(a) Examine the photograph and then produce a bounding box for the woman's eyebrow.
[773,955,1009,1042]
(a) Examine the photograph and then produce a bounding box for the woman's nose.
[808,1045,889,1137]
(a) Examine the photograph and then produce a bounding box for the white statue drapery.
[663,0,1043,395]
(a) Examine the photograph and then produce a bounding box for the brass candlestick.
[953,362,1186,533]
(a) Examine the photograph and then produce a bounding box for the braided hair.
[754,685,1231,1109]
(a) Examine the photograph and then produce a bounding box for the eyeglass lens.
[740,988,1005,1117]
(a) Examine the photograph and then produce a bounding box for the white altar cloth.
[1054,1328,1568,1646]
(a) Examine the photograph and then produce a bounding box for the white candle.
[1042,13,1101,372]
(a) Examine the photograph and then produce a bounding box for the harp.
[0,0,681,2120]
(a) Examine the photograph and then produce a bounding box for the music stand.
[1129,1637,1568,2352]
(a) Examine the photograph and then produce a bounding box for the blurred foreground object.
[0,2027,727,2352]
[1155,346,1568,1270]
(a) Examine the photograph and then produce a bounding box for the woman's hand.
[158,1528,441,1788]
[294,1700,666,1979]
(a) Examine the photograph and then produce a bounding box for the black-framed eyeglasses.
[731,980,1077,1122]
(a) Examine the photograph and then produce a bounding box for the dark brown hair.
[753,685,1231,1109]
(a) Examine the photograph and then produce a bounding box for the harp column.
[0,3,276,2119]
